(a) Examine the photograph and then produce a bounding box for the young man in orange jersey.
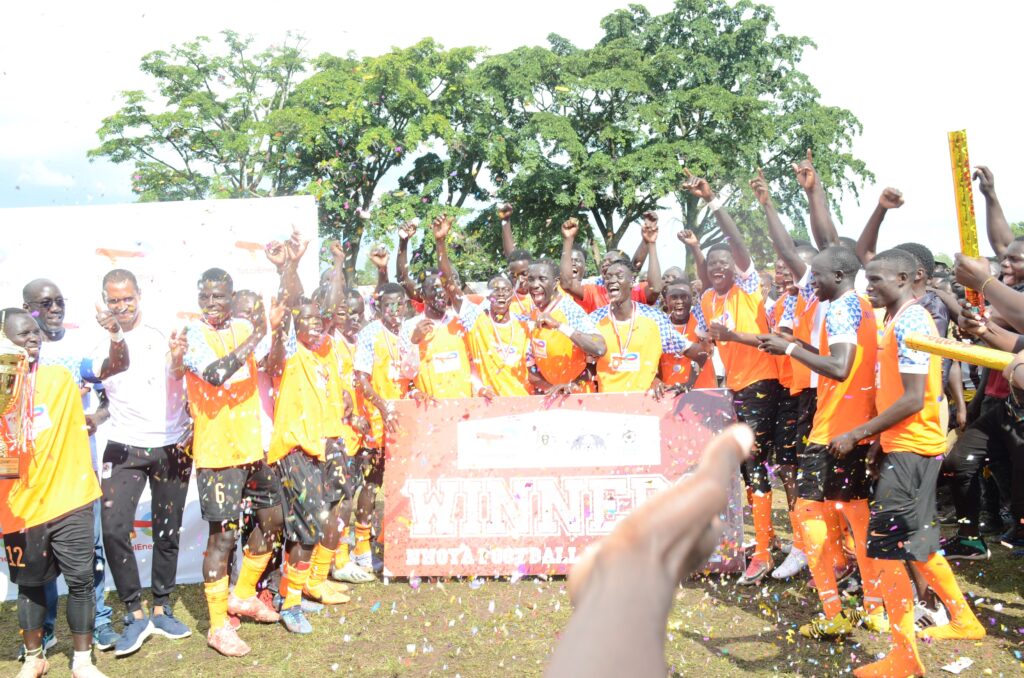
[559,217,659,313]
[264,290,353,634]
[432,216,532,398]
[589,258,706,394]
[524,257,607,395]
[399,216,476,402]
[2,309,111,678]
[760,245,888,640]
[587,219,705,394]
[353,282,416,572]
[182,267,289,657]
[683,171,781,585]
[749,167,818,581]
[659,281,715,391]
[830,249,983,678]
[320,244,376,586]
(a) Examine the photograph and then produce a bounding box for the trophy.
[0,322,30,479]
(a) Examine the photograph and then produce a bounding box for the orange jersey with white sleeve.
[808,291,877,446]
[876,301,948,456]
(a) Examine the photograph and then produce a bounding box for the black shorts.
[796,443,872,502]
[346,446,386,491]
[794,388,817,455]
[197,461,280,525]
[3,505,94,587]
[773,391,801,466]
[867,451,943,562]
[274,450,327,546]
[323,438,346,505]
[733,379,781,493]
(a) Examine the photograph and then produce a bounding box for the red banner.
[382,389,745,578]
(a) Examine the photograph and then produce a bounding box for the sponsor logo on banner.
[383,390,745,578]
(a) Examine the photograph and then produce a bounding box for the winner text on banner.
[382,389,744,578]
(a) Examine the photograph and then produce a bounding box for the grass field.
[3,509,1023,677]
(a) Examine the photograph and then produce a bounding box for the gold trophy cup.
[0,338,29,479]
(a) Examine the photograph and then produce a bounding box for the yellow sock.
[204,576,230,630]
[307,543,336,591]
[334,535,350,570]
[354,522,371,557]
[281,561,311,610]
[233,550,272,601]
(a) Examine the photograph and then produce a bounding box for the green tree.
[89,31,308,201]
[488,0,870,264]
[295,39,487,278]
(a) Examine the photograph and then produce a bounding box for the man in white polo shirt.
[94,269,194,657]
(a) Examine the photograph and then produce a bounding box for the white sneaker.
[914,600,950,631]
[771,548,808,579]
[352,551,373,572]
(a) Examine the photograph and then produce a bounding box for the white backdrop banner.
[0,195,321,601]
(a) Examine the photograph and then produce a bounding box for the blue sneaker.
[150,607,192,640]
[272,592,323,614]
[114,614,154,657]
[93,622,120,651]
[279,606,313,634]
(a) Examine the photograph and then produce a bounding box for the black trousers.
[942,396,1024,539]
[101,441,192,613]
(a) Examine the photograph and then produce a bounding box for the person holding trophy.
[0,308,111,678]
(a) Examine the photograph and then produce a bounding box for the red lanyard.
[610,302,637,355]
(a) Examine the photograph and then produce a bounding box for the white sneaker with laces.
[771,547,808,579]
[914,600,950,631]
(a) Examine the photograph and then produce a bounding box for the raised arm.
[955,253,1024,332]
[677,229,710,290]
[855,188,904,266]
[750,168,806,280]
[975,166,1013,257]
[264,296,289,380]
[369,245,390,288]
[431,214,464,308]
[792,149,840,250]
[682,170,750,271]
[641,212,663,303]
[396,222,421,301]
[325,240,348,317]
[559,219,586,300]
[93,302,129,380]
[498,204,516,259]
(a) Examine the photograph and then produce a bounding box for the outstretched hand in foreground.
[546,424,753,678]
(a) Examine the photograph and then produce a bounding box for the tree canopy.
[90,0,871,281]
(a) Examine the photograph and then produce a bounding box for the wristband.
[705,197,723,213]
[784,342,797,356]
[109,330,125,344]
[980,276,996,295]
[557,323,576,339]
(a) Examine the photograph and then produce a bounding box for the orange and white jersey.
[808,291,877,446]
[694,263,778,391]
[876,300,947,456]
[589,303,690,393]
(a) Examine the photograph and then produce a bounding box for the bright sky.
[2,0,1022,269]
